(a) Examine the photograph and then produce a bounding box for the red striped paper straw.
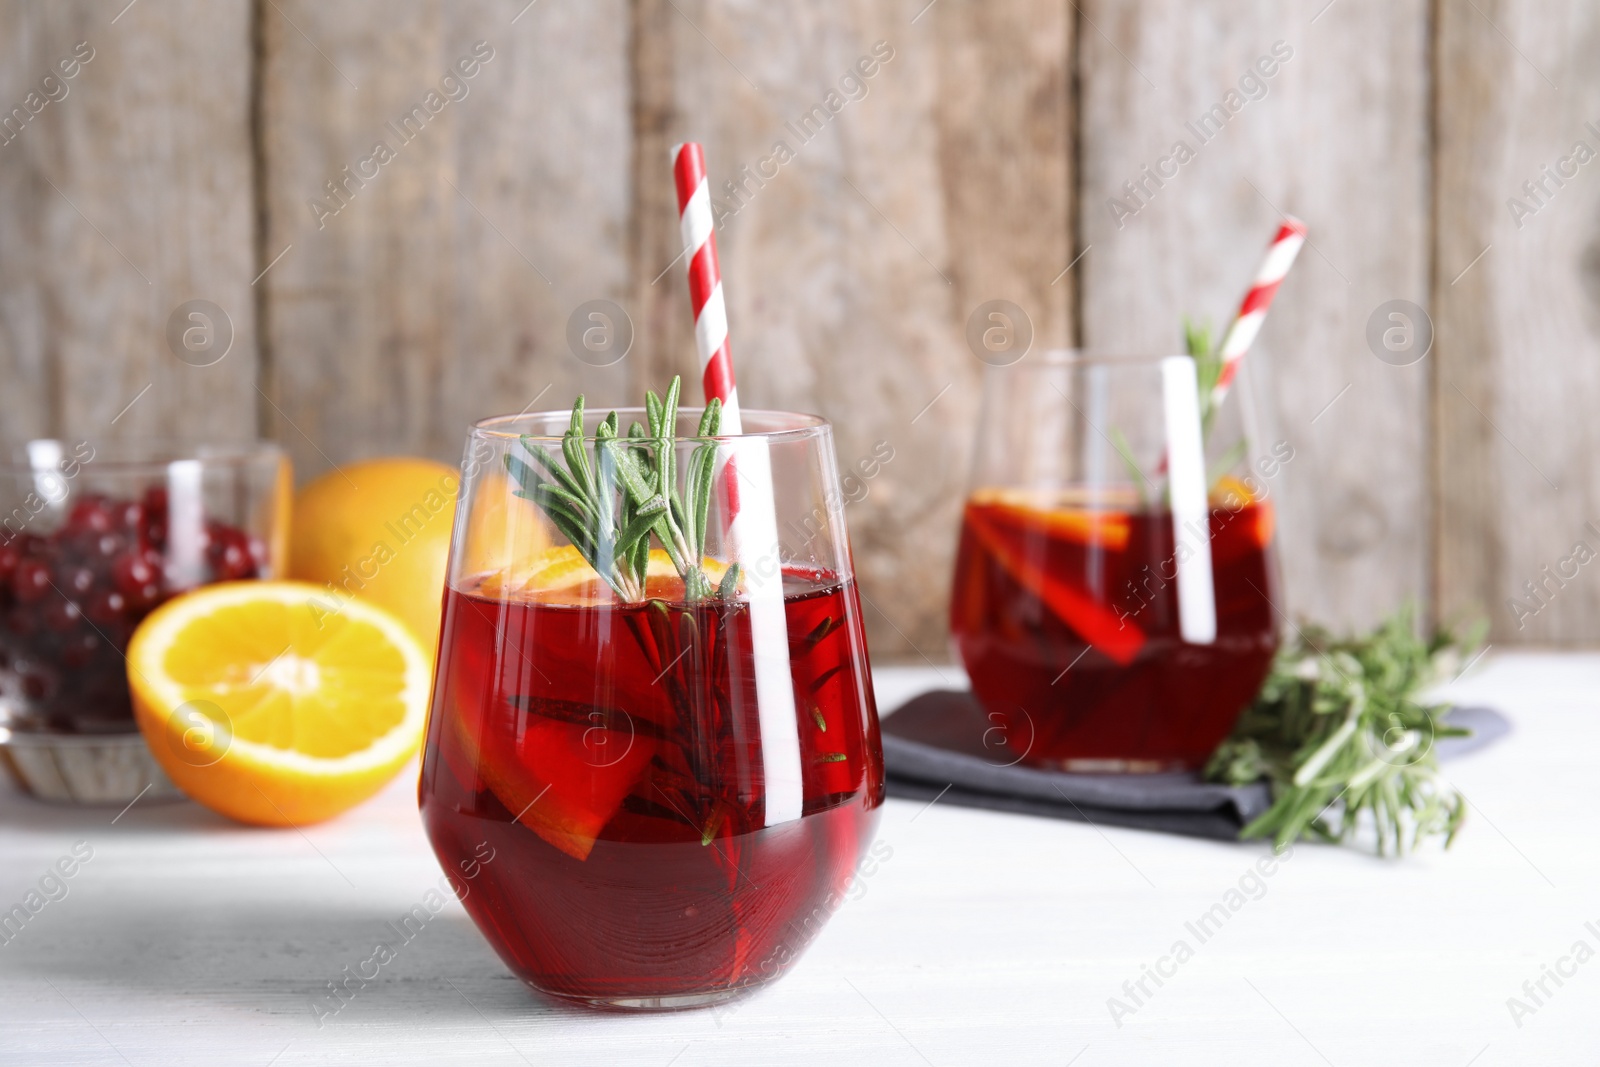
[672,143,742,436]
[670,141,804,827]
[1210,217,1306,405]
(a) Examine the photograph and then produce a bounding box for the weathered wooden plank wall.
[1,0,1594,651]
[1078,0,1432,633]
[628,0,1073,659]
[257,0,633,470]
[1435,0,1600,643]
[0,0,257,442]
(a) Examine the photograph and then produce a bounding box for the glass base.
[536,981,766,1013]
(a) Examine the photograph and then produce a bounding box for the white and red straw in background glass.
[1210,217,1306,409]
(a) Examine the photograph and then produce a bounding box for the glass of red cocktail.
[419,388,883,1010]
[950,352,1282,772]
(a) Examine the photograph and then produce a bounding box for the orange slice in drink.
[968,487,1133,550]
[454,544,739,861]
[1252,500,1275,546]
[963,495,1145,666]
[1209,475,1257,506]
[477,545,730,605]
[455,696,654,862]
[1208,475,1275,554]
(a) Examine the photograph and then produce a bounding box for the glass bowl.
[0,439,289,802]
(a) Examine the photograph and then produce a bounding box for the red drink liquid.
[419,566,883,1008]
[950,488,1278,771]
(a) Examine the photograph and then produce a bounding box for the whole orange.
[289,458,460,655]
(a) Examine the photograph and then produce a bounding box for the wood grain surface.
[256,0,633,473]
[0,0,257,443]
[0,1,1592,649]
[1434,0,1600,643]
[1076,0,1432,633]
[630,0,1073,659]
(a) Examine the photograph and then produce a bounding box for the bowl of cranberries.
[0,440,288,803]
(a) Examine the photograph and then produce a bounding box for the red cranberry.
[63,565,95,596]
[12,559,52,603]
[19,534,52,560]
[114,500,144,531]
[112,551,162,607]
[66,496,116,535]
[61,636,95,668]
[0,486,271,735]
[60,526,121,562]
[85,588,127,624]
[140,487,170,548]
[207,530,258,581]
[20,671,52,700]
[101,617,135,646]
[93,532,125,561]
[42,597,83,632]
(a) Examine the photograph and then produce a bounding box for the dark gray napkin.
[882,690,1511,841]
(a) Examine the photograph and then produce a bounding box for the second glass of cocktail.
[950,351,1282,772]
[419,382,883,1010]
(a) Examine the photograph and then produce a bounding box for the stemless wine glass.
[419,405,884,1010]
[949,351,1282,773]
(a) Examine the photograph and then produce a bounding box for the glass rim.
[0,438,285,473]
[471,407,831,444]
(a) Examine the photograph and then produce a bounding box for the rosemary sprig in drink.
[1183,317,1225,437]
[502,377,757,847]
[1183,317,1252,487]
[503,375,740,603]
[1205,610,1482,855]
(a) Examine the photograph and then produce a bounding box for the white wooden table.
[0,653,1594,1066]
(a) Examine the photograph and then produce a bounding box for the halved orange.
[128,581,431,826]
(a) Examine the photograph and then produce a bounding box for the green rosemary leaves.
[503,376,738,603]
[1206,611,1481,855]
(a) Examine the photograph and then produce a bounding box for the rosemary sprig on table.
[502,375,739,603]
[1205,611,1483,855]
